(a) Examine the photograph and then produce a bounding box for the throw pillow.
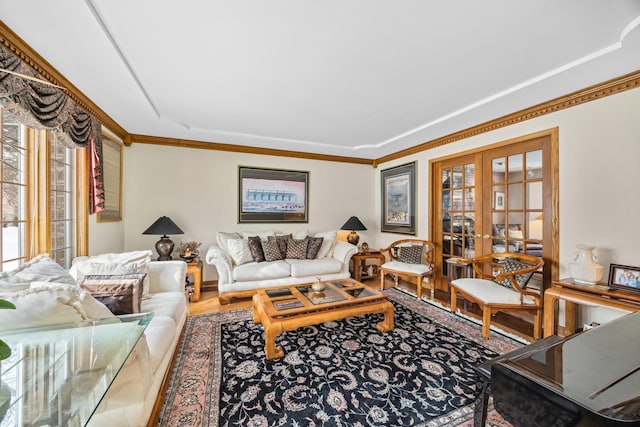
[286,238,309,259]
[216,231,242,255]
[314,231,337,258]
[268,234,291,259]
[305,236,324,259]
[226,239,254,265]
[398,245,423,264]
[247,236,265,262]
[79,273,147,315]
[241,231,276,241]
[262,239,283,262]
[494,258,534,289]
[0,253,77,291]
[69,250,152,298]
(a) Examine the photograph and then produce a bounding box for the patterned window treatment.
[0,45,104,213]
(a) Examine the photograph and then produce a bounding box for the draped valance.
[0,45,104,213]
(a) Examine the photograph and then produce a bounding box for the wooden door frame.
[429,128,559,292]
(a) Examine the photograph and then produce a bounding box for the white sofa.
[206,231,357,304]
[0,253,187,427]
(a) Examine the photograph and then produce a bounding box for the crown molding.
[0,20,128,141]
[131,134,373,165]
[375,69,640,165]
[2,21,637,166]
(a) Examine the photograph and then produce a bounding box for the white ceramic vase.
[569,245,604,285]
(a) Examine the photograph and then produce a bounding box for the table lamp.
[142,216,184,260]
[340,216,367,245]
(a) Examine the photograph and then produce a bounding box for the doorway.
[431,129,558,294]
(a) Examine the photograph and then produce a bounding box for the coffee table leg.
[376,301,394,332]
[264,321,284,360]
[252,296,263,325]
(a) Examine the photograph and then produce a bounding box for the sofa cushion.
[305,236,324,259]
[79,273,146,315]
[0,253,76,291]
[381,260,432,275]
[141,292,187,326]
[286,238,308,259]
[226,238,254,265]
[262,239,283,262]
[142,315,177,375]
[233,260,291,282]
[247,236,265,262]
[70,250,153,298]
[288,258,343,277]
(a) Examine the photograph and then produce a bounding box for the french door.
[431,130,557,293]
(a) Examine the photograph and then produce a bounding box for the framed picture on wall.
[97,135,122,222]
[238,166,309,223]
[381,162,416,234]
[494,191,505,210]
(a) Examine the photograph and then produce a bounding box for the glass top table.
[0,313,153,427]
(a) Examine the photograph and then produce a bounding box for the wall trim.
[375,70,640,165]
[132,134,373,165]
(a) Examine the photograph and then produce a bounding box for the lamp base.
[155,236,175,261]
[347,231,360,246]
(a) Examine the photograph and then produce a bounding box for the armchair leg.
[416,277,422,299]
[380,272,385,291]
[482,307,492,339]
[450,288,458,312]
[533,309,542,340]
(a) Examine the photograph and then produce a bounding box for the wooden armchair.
[450,252,544,339]
[380,239,435,299]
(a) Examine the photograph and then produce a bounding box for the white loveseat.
[206,231,357,304]
[0,253,187,427]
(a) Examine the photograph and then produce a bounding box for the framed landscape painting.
[238,166,309,223]
[381,162,416,234]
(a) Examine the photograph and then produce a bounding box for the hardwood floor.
[188,277,537,342]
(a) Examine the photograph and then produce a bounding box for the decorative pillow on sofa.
[79,273,147,315]
[398,245,423,264]
[0,282,114,331]
[0,253,76,291]
[305,236,324,259]
[314,231,337,258]
[268,234,291,259]
[69,250,152,298]
[226,239,254,265]
[217,232,242,255]
[286,238,308,259]
[262,239,283,262]
[247,236,265,262]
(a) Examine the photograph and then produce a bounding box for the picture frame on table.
[238,166,309,223]
[608,264,640,293]
[381,161,416,235]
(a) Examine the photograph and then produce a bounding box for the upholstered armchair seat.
[380,239,435,299]
[451,278,537,305]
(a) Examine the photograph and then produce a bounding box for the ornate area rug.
[158,289,520,426]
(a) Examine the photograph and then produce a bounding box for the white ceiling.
[1,1,639,159]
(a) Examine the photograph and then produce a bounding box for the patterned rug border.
[160,289,522,426]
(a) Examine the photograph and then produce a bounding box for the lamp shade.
[340,216,367,231]
[142,216,184,236]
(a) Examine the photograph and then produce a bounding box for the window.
[0,107,87,271]
[1,110,27,271]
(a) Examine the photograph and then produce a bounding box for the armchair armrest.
[148,261,186,293]
[205,244,234,285]
[332,241,357,273]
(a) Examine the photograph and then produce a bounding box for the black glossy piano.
[477,310,640,426]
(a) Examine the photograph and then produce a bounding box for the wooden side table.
[186,259,203,302]
[543,278,640,337]
[351,251,385,282]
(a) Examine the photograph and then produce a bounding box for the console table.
[543,278,640,337]
[0,313,153,426]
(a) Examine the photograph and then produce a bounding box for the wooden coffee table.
[252,279,394,359]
